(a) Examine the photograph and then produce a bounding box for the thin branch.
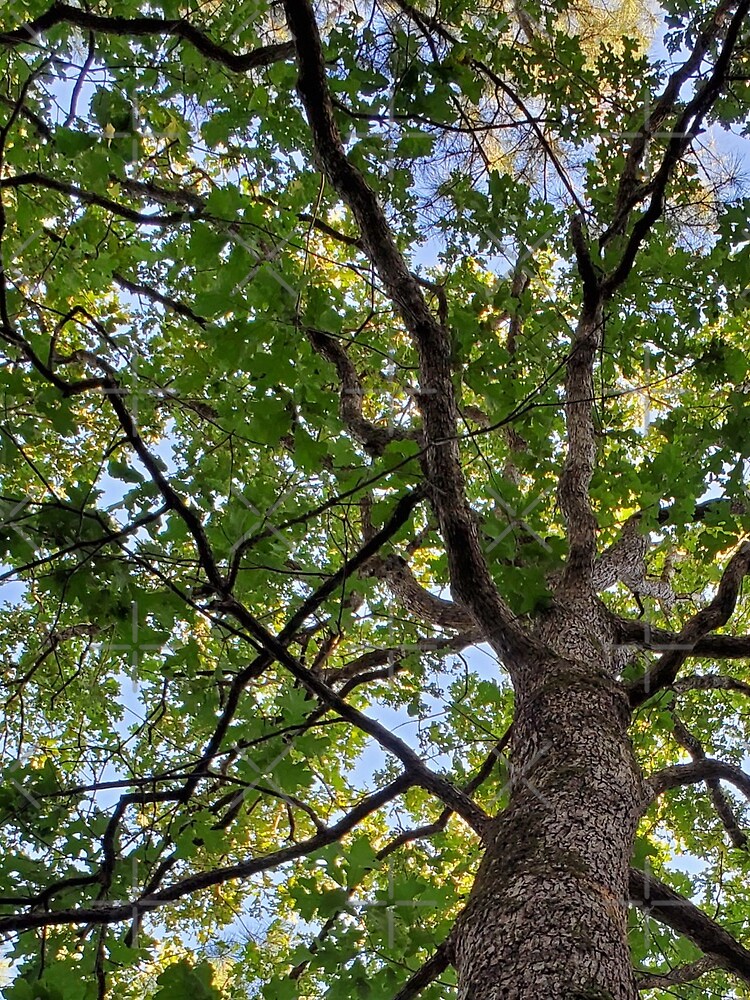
[603,0,740,249]
[636,956,718,991]
[668,716,747,848]
[0,776,413,933]
[603,0,750,293]
[391,0,586,213]
[112,272,207,327]
[0,172,197,227]
[217,591,491,836]
[290,730,510,982]
[323,633,478,685]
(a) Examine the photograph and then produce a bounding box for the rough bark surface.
[455,604,644,1000]
[279,0,750,996]
[5,3,750,998]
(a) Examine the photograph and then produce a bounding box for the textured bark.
[454,605,643,999]
[277,4,750,998]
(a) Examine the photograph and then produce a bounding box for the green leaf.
[153,961,221,1000]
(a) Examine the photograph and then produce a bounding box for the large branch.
[629,868,750,984]
[282,0,541,679]
[0,4,294,72]
[627,541,750,706]
[647,758,750,804]
[369,552,479,632]
[593,516,676,609]
[674,673,750,695]
[557,306,603,590]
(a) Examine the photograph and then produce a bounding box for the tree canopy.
[2,0,750,997]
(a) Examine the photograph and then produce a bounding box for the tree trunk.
[455,605,644,999]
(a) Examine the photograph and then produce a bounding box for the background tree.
[1,0,750,997]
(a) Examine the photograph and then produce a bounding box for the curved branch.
[665,715,747,848]
[0,4,294,73]
[368,553,479,633]
[0,172,197,227]
[648,758,750,804]
[627,541,750,706]
[305,325,418,456]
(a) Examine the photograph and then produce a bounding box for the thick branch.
[615,618,750,663]
[594,516,676,608]
[557,308,603,589]
[368,553,479,633]
[629,868,750,984]
[283,0,540,679]
[674,672,750,695]
[648,758,750,804]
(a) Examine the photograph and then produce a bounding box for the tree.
[1,0,750,996]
